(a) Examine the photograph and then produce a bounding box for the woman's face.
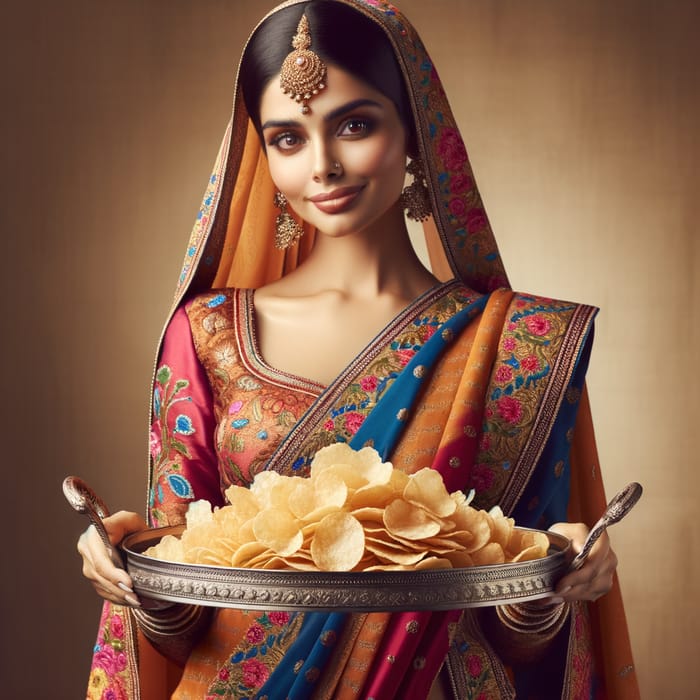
[259,64,408,238]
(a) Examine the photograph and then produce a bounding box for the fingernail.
[124,593,141,607]
[558,586,572,595]
[117,582,134,595]
[549,596,565,605]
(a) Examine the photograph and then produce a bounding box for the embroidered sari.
[85,2,638,698]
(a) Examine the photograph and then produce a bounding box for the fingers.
[77,510,147,607]
[549,522,618,603]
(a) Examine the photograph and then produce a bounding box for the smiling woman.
[74,1,639,699]
[260,67,409,242]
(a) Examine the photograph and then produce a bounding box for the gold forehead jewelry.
[279,14,327,114]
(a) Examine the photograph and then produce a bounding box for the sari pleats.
[326,613,390,700]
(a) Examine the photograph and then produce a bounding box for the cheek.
[267,155,307,199]
[349,137,404,176]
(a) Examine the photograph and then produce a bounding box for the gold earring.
[400,158,432,221]
[274,192,304,249]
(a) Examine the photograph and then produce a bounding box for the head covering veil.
[171,0,509,313]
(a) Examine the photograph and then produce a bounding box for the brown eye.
[269,132,303,152]
[339,118,373,137]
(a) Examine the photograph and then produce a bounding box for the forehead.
[259,64,398,124]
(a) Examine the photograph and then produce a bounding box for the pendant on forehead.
[279,15,327,114]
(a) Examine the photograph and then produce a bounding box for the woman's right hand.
[77,510,147,607]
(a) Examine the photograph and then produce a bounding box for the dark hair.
[240,0,415,150]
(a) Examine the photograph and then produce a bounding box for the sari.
[85,1,639,698]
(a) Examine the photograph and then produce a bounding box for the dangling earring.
[274,191,305,249]
[400,158,432,221]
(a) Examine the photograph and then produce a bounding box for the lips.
[307,186,364,214]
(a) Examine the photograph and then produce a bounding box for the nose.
[311,142,343,182]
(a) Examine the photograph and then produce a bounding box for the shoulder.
[184,288,239,315]
[180,288,252,336]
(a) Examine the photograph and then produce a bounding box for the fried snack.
[144,443,550,571]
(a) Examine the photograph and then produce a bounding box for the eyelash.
[338,117,374,137]
[266,117,376,153]
[268,132,303,151]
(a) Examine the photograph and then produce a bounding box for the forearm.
[481,600,571,665]
[132,603,214,666]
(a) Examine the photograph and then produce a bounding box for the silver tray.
[122,525,571,612]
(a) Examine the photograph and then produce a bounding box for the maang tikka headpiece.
[279,14,327,114]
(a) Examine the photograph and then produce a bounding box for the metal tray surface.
[122,525,571,612]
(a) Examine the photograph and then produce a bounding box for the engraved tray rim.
[122,525,571,612]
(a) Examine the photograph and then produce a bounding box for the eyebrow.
[261,98,383,131]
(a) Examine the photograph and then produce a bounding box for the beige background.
[2,0,697,697]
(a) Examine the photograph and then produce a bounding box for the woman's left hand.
[547,522,618,603]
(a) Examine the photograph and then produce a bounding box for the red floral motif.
[525,314,552,336]
[360,375,379,392]
[422,324,437,341]
[449,172,474,194]
[497,396,522,424]
[93,645,127,676]
[520,355,540,372]
[466,653,483,677]
[466,208,487,234]
[345,412,366,435]
[470,464,495,492]
[323,419,335,431]
[101,681,128,700]
[218,667,230,681]
[241,658,269,688]
[245,623,265,644]
[396,348,416,366]
[268,611,291,626]
[479,434,491,451]
[149,426,162,460]
[437,128,468,171]
[495,365,513,383]
[110,614,124,640]
[448,196,467,220]
[502,336,516,352]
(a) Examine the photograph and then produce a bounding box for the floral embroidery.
[241,658,269,688]
[206,612,303,697]
[174,414,195,435]
[177,170,220,292]
[87,604,133,700]
[149,364,197,525]
[471,295,579,506]
[449,616,510,700]
[344,411,366,434]
[496,396,522,424]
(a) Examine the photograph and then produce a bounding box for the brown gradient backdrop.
[1,1,697,697]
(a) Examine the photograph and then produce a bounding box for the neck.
[296,204,437,301]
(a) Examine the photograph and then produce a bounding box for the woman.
[78,1,639,698]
